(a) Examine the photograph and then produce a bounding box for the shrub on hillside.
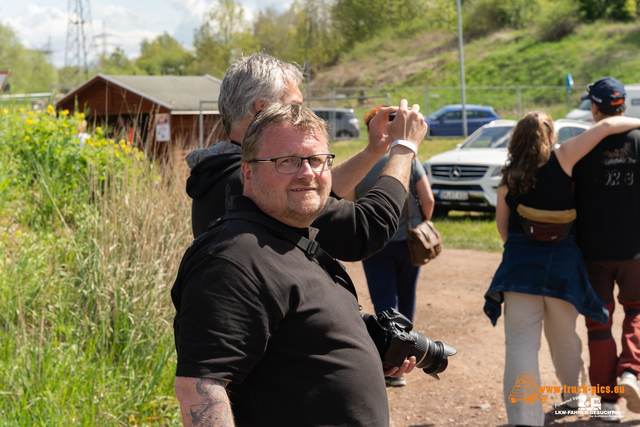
[463,0,541,38]
[578,0,636,21]
[536,0,582,41]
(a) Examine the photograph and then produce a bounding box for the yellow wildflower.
[96,126,102,132]
[77,112,85,119]
[25,118,35,125]
[1,109,8,115]
[61,109,69,116]
[19,108,25,114]
[24,135,29,141]
[46,105,54,114]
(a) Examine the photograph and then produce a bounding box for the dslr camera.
[361,308,456,380]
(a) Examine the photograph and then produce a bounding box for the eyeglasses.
[251,154,335,174]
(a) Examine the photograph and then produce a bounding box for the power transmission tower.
[40,37,54,63]
[94,21,116,73]
[65,0,94,86]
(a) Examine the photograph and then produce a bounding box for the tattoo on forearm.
[186,378,233,427]
[196,378,218,397]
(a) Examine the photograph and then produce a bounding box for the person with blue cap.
[573,76,640,422]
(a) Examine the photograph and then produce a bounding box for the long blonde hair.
[501,111,554,196]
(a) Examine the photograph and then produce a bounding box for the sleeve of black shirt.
[311,175,405,261]
[174,250,278,381]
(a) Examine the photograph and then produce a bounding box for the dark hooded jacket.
[185,141,406,261]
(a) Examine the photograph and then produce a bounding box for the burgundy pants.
[585,259,640,401]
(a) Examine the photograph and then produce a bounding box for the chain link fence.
[307,85,584,122]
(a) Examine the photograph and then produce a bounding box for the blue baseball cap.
[581,77,626,108]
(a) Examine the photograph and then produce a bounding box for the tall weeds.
[0,106,192,425]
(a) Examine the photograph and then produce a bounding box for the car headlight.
[491,166,503,177]
[349,118,359,125]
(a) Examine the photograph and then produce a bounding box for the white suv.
[423,119,592,214]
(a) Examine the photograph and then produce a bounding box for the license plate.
[440,190,469,201]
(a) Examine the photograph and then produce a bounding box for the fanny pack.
[517,205,576,242]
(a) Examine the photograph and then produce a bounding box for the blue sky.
[0,0,288,67]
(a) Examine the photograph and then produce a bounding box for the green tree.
[251,0,340,75]
[98,47,141,75]
[331,0,427,48]
[191,0,259,77]
[254,5,303,63]
[297,0,340,70]
[535,0,582,41]
[463,0,541,37]
[578,0,636,20]
[135,33,194,75]
[0,23,57,93]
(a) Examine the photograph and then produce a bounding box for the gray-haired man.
[185,53,418,261]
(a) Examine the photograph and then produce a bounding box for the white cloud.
[168,0,213,19]
[97,4,142,29]
[166,0,213,46]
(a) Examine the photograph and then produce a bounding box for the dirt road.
[345,248,640,427]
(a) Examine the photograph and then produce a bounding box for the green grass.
[432,211,504,252]
[332,136,503,252]
[0,107,189,425]
[332,135,463,165]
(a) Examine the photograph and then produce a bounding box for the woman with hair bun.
[484,111,640,426]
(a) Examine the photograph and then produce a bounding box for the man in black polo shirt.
[173,102,426,427]
[573,76,640,418]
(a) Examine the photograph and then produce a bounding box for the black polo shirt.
[172,196,389,427]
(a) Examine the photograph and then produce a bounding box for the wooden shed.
[55,74,227,162]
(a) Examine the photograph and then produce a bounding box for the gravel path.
[345,248,640,427]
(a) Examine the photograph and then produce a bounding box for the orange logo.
[509,372,548,404]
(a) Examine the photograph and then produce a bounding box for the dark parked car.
[426,105,500,136]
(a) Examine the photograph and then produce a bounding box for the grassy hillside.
[312,21,640,120]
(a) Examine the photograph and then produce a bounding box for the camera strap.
[217,212,359,302]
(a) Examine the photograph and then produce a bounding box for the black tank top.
[506,151,574,232]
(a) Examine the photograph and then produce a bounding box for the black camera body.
[361,308,456,380]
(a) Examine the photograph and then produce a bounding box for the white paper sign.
[156,113,171,142]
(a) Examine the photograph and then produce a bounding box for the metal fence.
[307,85,582,121]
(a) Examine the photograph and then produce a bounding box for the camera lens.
[409,332,457,380]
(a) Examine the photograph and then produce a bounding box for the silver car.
[423,119,592,214]
[312,108,361,139]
